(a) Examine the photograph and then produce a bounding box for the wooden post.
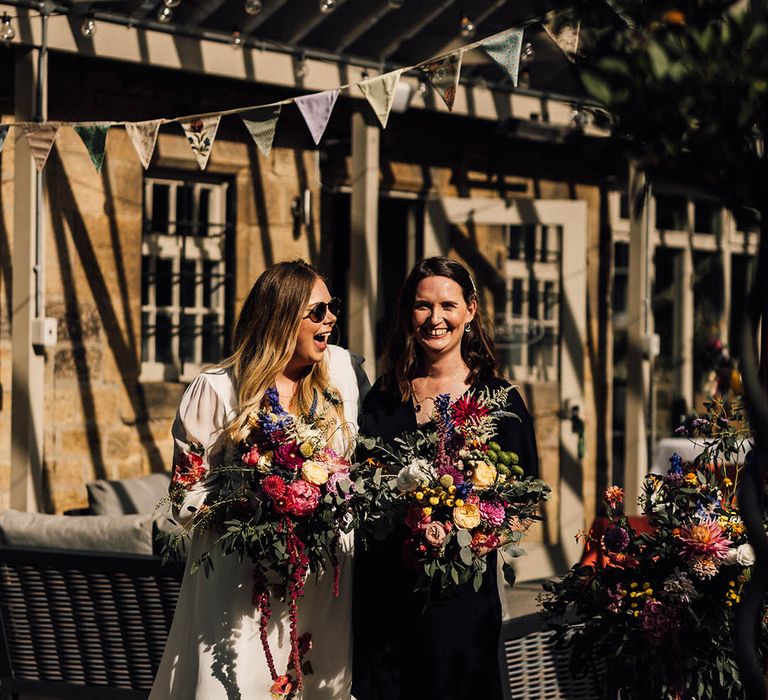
[348,106,379,382]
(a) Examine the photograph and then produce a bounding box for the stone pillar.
[623,163,651,514]
[348,107,379,382]
[11,45,46,512]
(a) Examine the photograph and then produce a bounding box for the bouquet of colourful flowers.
[540,395,767,700]
[360,386,550,595]
[168,387,363,698]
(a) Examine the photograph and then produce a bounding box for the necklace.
[409,366,470,414]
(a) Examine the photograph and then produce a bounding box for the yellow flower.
[301,460,329,485]
[453,503,481,530]
[439,474,454,488]
[422,507,433,517]
[471,462,497,490]
[684,472,699,485]
[299,442,315,458]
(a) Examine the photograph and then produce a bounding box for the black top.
[351,375,539,700]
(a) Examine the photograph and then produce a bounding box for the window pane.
[176,184,194,236]
[511,279,524,316]
[529,280,539,320]
[151,183,170,234]
[179,313,196,363]
[508,226,525,261]
[619,192,629,220]
[203,260,220,308]
[655,194,687,231]
[694,200,721,235]
[543,281,557,321]
[141,311,151,362]
[180,259,196,308]
[202,314,222,363]
[156,258,173,307]
[141,255,150,306]
[155,312,173,364]
[198,188,210,237]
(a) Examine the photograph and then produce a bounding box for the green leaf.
[460,546,473,565]
[473,571,483,592]
[648,41,670,79]
[503,562,517,587]
[456,529,472,547]
[580,70,613,105]
[451,566,460,585]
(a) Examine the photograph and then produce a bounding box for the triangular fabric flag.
[180,115,221,170]
[22,124,59,172]
[295,89,340,145]
[0,125,9,154]
[419,52,463,111]
[125,119,163,169]
[74,124,110,172]
[544,10,580,62]
[241,105,282,157]
[482,28,524,87]
[357,69,403,128]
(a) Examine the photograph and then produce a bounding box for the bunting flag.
[295,89,340,146]
[358,69,404,128]
[22,124,59,172]
[0,125,9,154]
[180,115,221,170]
[420,52,463,111]
[544,10,580,61]
[125,119,163,169]
[74,124,111,172]
[482,28,524,86]
[241,105,282,157]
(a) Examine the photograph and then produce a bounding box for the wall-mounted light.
[387,0,404,7]
[164,0,181,7]
[292,188,312,236]
[80,14,95,38]
[245,0,263,15]
[231,29,242,47]
[157,6,173,22]
[521,41,535,65]
[319,0,337,13]
[295,53,308,80]
[0,13,15,44]
[459,14,475,38]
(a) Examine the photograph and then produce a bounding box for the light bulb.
[164,0,181,7]
[231,30,242,47]
[80,15,95,38]
[417,80,428,96]
[157,6,173,23]
[460,14,475,38]
[521,41,535,65]
[319,0,337,14]
[0,14,15,43]
[295,56,308,79]
[245,0,263,15]
[387,0,404,7]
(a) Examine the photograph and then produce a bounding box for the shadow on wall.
[46,149,166,487]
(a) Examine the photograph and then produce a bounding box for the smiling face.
[411,275,476,362]
[286,277,337,374]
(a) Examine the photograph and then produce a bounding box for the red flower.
[171,450,206,488]
[405,505,430,532]
[451,395,489,426]
[242,445,261,467]
[269,674,294,699]
[274,443,304,470]
[262,475,287,500]
[284,480,320,516]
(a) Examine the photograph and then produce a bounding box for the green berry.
[508,451,520,465]
[512,464,524,476]
[498,451,512,465]
[486,450,498,464]
[497,464,511,476]
[488,441,501,453]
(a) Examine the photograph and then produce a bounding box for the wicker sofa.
[0,474,183,700]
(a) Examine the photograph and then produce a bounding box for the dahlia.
[273,443,304,471]
[603,526,630,553]
[690,554,720,579]
[479,499,506,527]
[451,394,489,427]
[262,475,287,500]
[678,518,732,560]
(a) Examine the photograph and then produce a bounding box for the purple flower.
[603,526,630,553]
[674,425,688,436]
[437,464,465,485]
[640,599,677,646]
[668,453,683,475]
[479,500,506,527]
[691,418,710,431]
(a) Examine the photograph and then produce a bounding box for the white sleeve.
[169,373,230,526]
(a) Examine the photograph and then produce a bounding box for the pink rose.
[327,470,353,499]
[242,445,261,467]
[424,521,447,547]
[284,480,320,517]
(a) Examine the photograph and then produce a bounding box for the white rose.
[723,548,739,566]
[736,543,756,567]
[396,459,435,493]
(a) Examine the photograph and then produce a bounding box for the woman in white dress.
[150,260,363,700]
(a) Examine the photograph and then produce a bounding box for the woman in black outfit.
[352,257,539,700]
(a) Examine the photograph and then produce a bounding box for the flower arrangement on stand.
[360,387,550,595]
[168,388,365,700]
[540,395,767,700]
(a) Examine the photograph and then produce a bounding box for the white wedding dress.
[150,345,362,700]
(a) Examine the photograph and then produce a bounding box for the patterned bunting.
[74,124,111,172]
[295,89,340,146]
[544,10,580,61]
[241,105,282,157]
[358,69,403,128]
[481,28,524,87]
[22,124,59,172]
[180,116,221,170]
[0,125,9,154]
[419,52,463,111]
[125,119,163,169]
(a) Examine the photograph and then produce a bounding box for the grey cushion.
[0,510,154,555]
[87,472,171,516]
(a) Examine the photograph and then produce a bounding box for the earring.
[464,323,471,334]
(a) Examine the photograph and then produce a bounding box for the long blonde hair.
[221,260,344,445]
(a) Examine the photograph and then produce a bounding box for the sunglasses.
[304,297,342,323]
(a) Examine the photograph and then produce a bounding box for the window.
[655,193,687,231]
[613,242,629,320]
[497,224,561,382]
[141,176,231,381]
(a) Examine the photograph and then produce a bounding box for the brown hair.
[381,256,497,400]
